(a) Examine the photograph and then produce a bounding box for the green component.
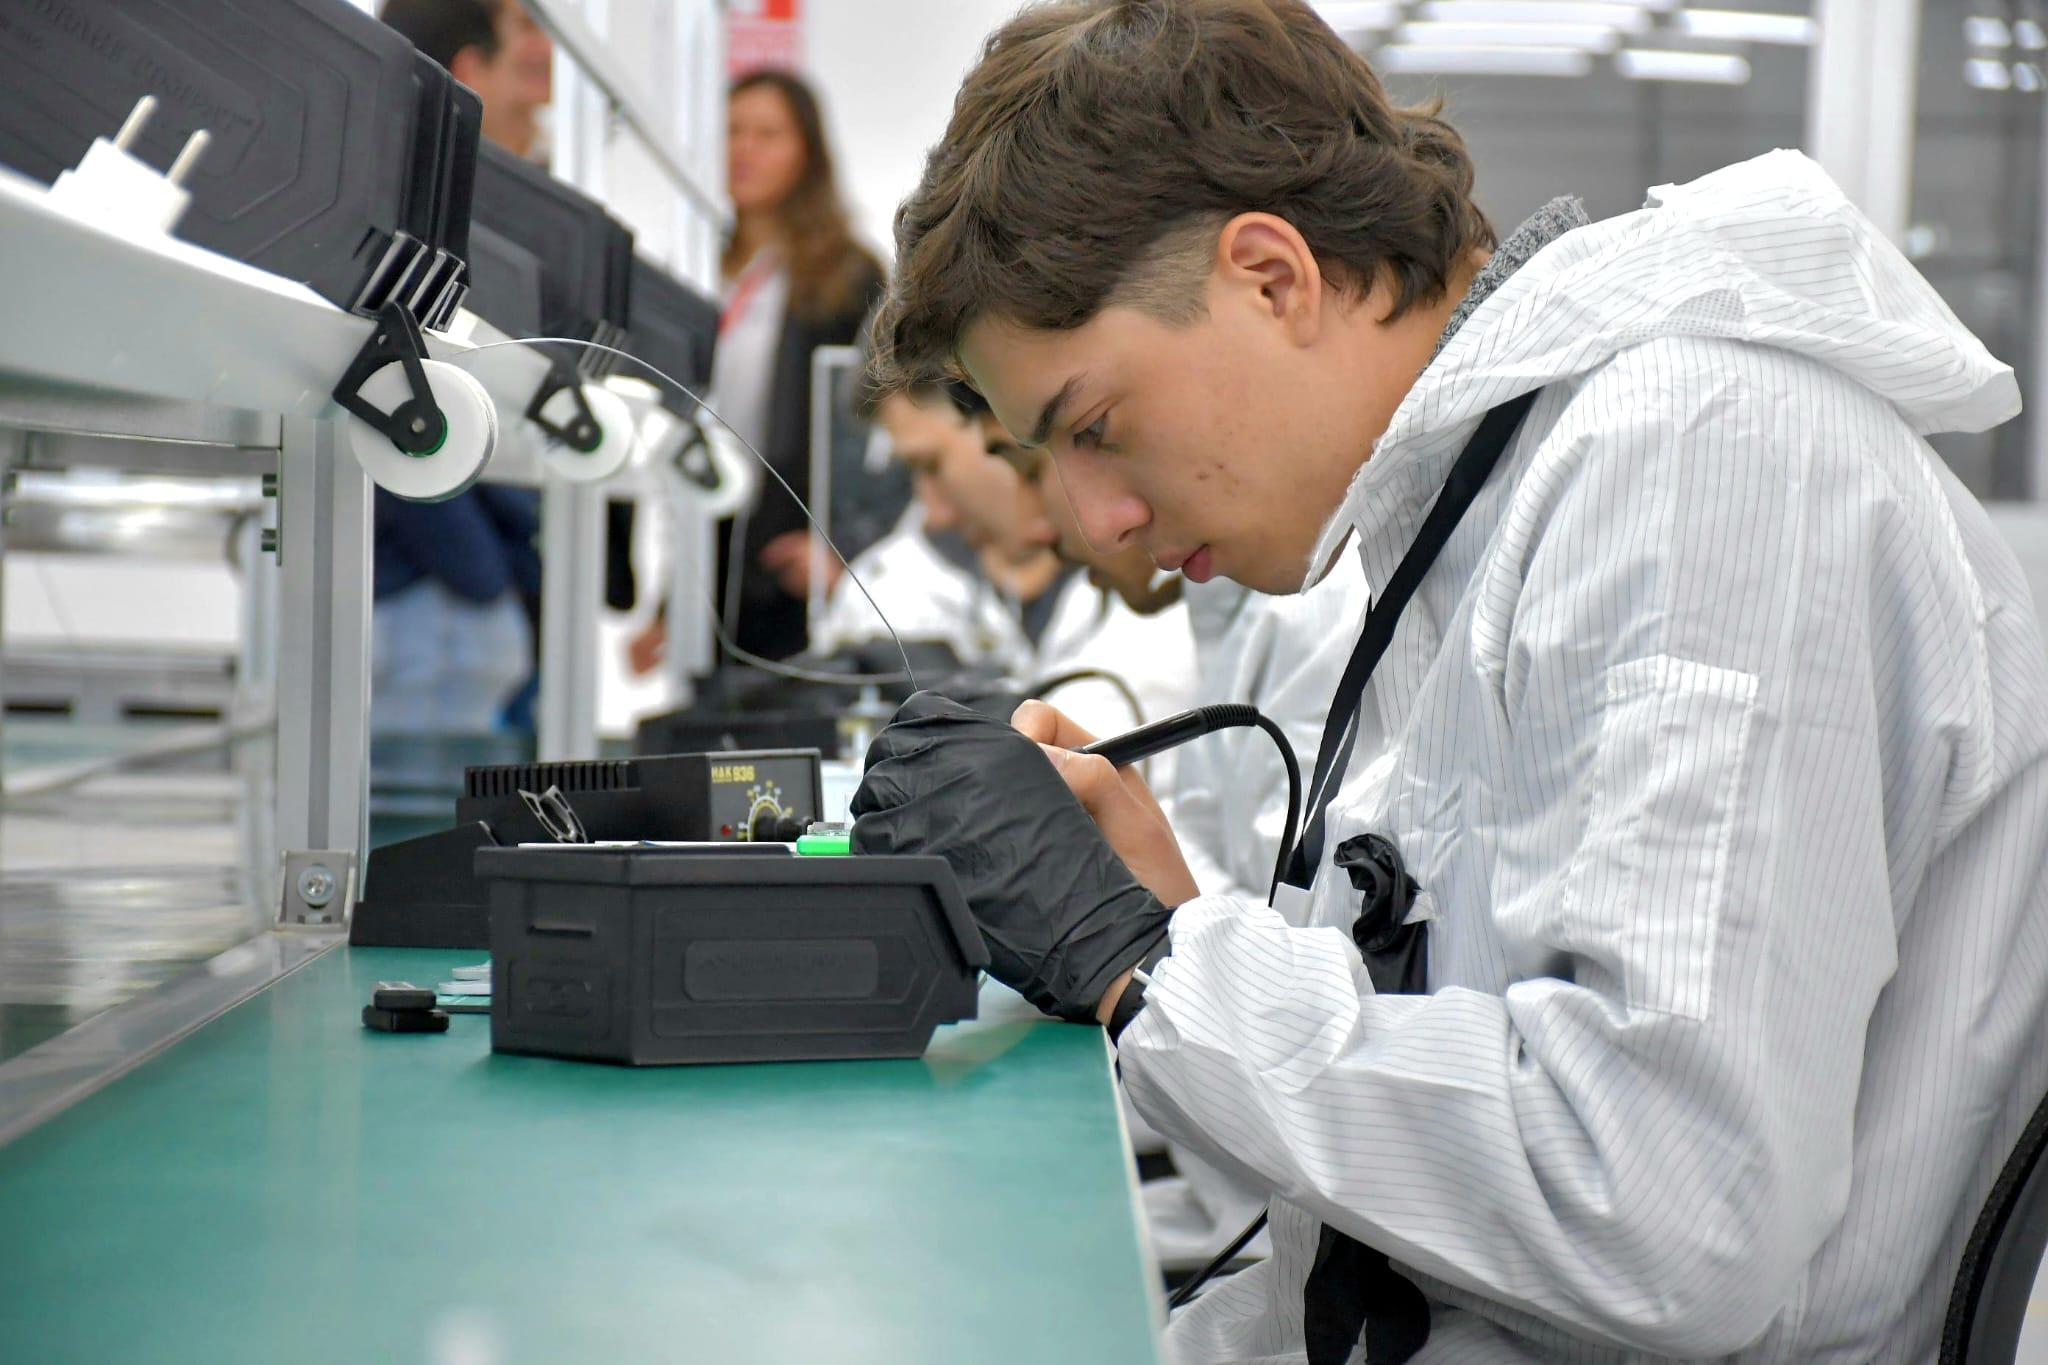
[0,947,1161,1363]
[405,419,448,458]
[794,831,852,856]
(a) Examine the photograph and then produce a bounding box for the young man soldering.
[849,2,2048,1360]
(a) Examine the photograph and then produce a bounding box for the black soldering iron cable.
[1168,1210,1270,1309]
[1078,702,1302,901]
[1078,702,1301,1308]
[1033,666,1148,735]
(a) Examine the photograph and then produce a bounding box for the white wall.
[802,0,1030,263]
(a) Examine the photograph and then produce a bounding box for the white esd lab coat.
[813,512,1197,743]
[1172,566,1369,905]
[993,573,1197,747]
[1125,150,2048,1362]
[809,506,993,662]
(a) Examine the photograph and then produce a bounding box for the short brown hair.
[871,0,1494,392]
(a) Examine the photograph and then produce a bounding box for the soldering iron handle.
[1077,708,1219,769]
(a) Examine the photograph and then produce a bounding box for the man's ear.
[1215,213,1324,344]
[448,46,493,92]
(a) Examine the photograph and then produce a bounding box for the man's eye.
[1074,416,1108,451]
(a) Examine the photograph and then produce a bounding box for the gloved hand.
[851,692,1172,1023]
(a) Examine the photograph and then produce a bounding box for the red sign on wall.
[728,0,803,77]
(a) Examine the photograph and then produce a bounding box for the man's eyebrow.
[1027,375,1086,449]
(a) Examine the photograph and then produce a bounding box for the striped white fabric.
[1136,563,1372,1268]
[1119,151,2048,1363]
[1172,565,1370,910]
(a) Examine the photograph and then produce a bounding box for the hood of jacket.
[1309,149,2021,584]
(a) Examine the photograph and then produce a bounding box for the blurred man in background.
[382,0,553,159]
[372,0,552,733]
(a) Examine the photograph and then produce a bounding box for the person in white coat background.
[849,3,2048,1363]
[820,376,1198,739]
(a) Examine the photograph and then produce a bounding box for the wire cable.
[1251,711,1304,901]
[702,575,914,687]
[1076,702,1300,1311]
[1167,1210,1270,1310]
[1033,666,1146,732]
[445,336,919,692]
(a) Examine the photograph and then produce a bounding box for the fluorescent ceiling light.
[1672,9,1818,45]
[1397,20,1623,50]
[2018,19,2048,50]
[2015,61,2045,91]
[1311,1,1406,29]
[1965,56,2013,88]
[1377,42,1596,75]
[1416,2,1653,33]
[1965,16,2014,48]
[1615,47,1751,82]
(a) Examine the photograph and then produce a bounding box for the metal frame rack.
[530,0,729,738]
[0,0,728,1135]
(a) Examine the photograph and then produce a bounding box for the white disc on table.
[344,360,497,502]
[536,383,638,484]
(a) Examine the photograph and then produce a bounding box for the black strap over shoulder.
[1284,389,1541,890]
[1288,389,1541,1365]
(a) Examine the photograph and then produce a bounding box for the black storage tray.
[0,0,476,321]
[477,847,990,1065]
[464,224,546,339]
[626,254,719,406]
[470,140,634,356]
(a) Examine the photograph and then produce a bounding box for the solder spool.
[344,359,498,502]
[534,383,640,484]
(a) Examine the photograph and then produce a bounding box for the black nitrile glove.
[851,692,1172,1024]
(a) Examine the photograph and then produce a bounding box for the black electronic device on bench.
[352,749,825,949]
[474,844,987,1065]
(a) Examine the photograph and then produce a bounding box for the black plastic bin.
[476,846,989,1065]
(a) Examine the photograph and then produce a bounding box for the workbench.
[0,945,1165,1363]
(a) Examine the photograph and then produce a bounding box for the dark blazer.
[718,257,886,661]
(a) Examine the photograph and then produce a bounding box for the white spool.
[536,384,638,484]
[344,359,497,502]
[695,420,762,520]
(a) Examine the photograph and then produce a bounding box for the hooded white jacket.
[1123,151,2048,1362]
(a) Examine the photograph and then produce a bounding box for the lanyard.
[718,257,778,338]
[1287,388,1540,1365]
[1282,388,1541,890]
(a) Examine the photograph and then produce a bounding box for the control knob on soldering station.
[742,780,809,843]
[749,807,809,842]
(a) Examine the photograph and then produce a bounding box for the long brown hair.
[724,70,879,322]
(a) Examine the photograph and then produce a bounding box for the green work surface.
[0,947,1163,1364]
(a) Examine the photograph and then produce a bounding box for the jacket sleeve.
[1118,345,1960,1355]
[375,490,515,605]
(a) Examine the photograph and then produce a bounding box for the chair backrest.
[1942,1085,2048,1363]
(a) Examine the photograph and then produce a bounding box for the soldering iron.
[1078,703,1303,907]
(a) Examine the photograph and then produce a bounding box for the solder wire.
[443,336,919,691]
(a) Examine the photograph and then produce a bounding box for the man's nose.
[1053,457,1147,553]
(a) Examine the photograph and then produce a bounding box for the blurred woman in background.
[710,70,885,663]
